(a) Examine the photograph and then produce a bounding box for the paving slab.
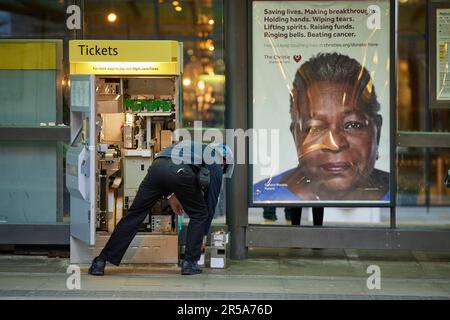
[1,249,450,299]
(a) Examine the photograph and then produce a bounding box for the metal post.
[391,0,399,228]
[425,1,432,213]
[390,206,396,229]
[225,0,248,260]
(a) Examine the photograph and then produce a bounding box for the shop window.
[0,0,225,226]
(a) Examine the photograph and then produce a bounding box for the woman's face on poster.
[292,81,379,194]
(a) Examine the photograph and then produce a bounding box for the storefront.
[0,0,449,258]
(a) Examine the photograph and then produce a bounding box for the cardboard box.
[209,231,230,268]
[101,113,123,143]
[211,231,229,248]
[97,99,121,113]
[210,247,227,268]
[160,130,173,150]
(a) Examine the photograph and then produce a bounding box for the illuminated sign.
[69,40,182,75]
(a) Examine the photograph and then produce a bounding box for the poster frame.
[428,0,450,109]
[247,0,397,208]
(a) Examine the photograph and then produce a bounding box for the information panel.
[436,9,450,101]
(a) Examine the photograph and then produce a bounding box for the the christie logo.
[78,44,118,56]
[293,54,302,63]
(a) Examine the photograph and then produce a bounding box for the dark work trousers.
[99,157,208,265]
[290,207,324,226]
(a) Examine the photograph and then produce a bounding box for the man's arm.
[167,193,184,215]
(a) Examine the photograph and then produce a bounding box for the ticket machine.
[67,40,183,264]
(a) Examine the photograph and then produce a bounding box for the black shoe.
[181,260,202,275]
[88,256,106,276]
[263,207,277,221]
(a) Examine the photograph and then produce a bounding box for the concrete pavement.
[0,248,449,299]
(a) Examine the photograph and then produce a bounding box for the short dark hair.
[290,52,382,142]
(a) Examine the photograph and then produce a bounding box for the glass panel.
[0,29,65,226]
[398,0,426,36]
[0,1,66,38]
[83,1,156,39]
[249,207,391,228]
[397,148,426,206]
[397,206,450,229]
[0,70,56,127]
[397,147,450,229]
[395,0,450,229]
[397,41,427,132]
[398,147,450,205]
[0,141,58,224]
[398,38,450,133]
[159,1,200,37]
[431,109,450,133]
[397,0,450,133]
[397,0,427,132]
[178,4,225,128]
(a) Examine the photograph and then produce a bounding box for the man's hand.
[168,194,184,215]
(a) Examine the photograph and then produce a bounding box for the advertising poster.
[436,8,450,101]
[252,0,391,205]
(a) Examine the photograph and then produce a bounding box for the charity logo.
[293,55,302,63]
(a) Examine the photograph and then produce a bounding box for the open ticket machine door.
[67,40,183,264]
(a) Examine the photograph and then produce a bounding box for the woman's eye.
[344,121,365,130]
